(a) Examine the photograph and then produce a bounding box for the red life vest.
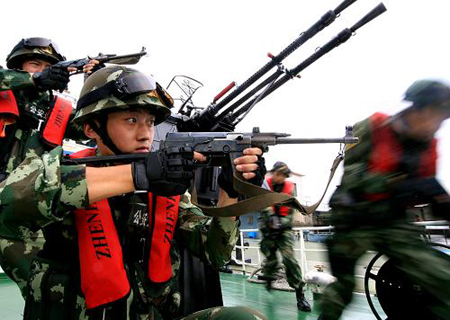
[0,89,72,146]
[0,90,19,138]
[267,177,295,216]
[365,112,437,201]
[70,149,180,310]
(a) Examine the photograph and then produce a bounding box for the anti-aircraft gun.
[156,0,387,206]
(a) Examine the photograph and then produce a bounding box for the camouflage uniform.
[23,191,252,320]
[260,190,303,291]
[319,107,450,319]
[16,66,266,320]
[260,164,310,311]
[0,68,88,297]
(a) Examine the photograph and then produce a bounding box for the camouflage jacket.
[329,113,439,222]
[0,69,89,239]
[259,180,295,230]
[0,69,88,297]
[27,186,238,319]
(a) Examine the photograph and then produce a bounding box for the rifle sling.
[191,154,343,217]
[302,154,343,215]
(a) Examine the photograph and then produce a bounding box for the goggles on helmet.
[22,38,61,53]
[8,37,65,61]
[77,71,172,111]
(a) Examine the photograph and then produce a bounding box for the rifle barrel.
[276,137,359,144]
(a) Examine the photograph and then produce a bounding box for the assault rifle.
[56,47,147,75]
[63,127,358,166]
[63,127,358,218]
[167,2,386,133]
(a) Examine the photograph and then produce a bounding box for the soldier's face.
[404,106,449,141]
[272,171,287,184]
[105,109,155,155]
[21,58,52,74]
[84,108,155,156]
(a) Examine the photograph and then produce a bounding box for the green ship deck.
[0,272,381,320]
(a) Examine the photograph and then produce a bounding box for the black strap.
[87,118,123,155]
[77,81,117,111]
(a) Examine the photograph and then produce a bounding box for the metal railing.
[234,226,335,275]
[233,221,450,276]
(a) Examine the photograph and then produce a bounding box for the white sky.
[3,0,450,205]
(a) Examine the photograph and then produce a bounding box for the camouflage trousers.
[260,228,303,290]
[0,230,44,297]
[319,219,450,320]
[24,257,267,320]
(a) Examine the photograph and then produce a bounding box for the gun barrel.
[205,0,358,117]
[100,50,147,65]
[276,137,359,144]
[228,4,387,125]
[334,0,358,15]
[350,3,386,32]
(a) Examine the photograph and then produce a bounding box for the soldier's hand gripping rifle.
[175,2,386,133]
[56,47,147,76]
[62,128,359,216]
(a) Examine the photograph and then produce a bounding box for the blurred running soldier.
[319,79,450,319]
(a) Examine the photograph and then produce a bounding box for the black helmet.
[6,37,65,69]
[269,161,291,176]
[403,79,450,114]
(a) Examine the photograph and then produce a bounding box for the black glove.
[32,64,70,91]
[131,147,195,196]
[218,154,266,199]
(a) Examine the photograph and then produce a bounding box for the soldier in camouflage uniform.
[0,37,87,297]
[260,162,311,312]
[18,65,267,320]
[319,80,450,320]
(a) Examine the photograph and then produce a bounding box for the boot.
[296,289,311,312]
[265,278,273,292]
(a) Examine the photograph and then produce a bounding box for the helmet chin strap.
[87,118,124,156]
